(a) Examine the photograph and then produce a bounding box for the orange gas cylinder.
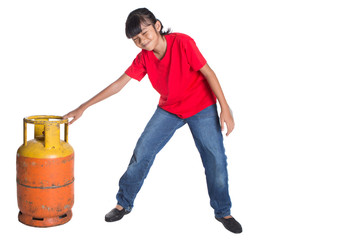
[16,116,74,227]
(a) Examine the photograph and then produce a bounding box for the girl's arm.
[63,73,132,125]
[200,64,235,136]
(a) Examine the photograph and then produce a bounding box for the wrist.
[219,102,229,111]
[80,103,89,111]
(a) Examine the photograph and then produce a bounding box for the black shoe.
[105,208,130,222]
[215,216,242,234]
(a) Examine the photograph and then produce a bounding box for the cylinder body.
[16,116,74,227]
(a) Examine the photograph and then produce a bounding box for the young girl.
[64,8,242,234]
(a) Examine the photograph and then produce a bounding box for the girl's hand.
[63,105,86,125]
[220,107,235,136]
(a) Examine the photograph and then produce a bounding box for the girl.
[64,8,242,234]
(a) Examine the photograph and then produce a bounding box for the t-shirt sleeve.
[125,52,147,81]
[182,37,207,71]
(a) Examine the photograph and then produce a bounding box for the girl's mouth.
[142,41,151,49]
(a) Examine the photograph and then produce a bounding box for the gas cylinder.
[16,115,74,227]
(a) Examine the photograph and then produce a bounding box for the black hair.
[125,8,171,39]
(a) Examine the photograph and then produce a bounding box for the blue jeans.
[116,104,232,218]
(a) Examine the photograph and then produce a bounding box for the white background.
[1,0,353,239]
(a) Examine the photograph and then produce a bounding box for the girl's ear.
[154,20,162,32]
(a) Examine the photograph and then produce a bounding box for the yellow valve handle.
[24,115,68,124]
[23,115,69,148]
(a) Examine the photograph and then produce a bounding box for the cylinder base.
[18,210,72,227]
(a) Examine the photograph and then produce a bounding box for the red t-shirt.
[125,33,216,119]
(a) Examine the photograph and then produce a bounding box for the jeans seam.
[141,119,184,185]
[149,120,183,160]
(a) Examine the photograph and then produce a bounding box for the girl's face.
[132,21,162,51]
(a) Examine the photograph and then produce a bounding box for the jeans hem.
[117,202,132,212]
[215,211,231,219]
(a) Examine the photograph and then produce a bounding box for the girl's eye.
[143,31,148,35]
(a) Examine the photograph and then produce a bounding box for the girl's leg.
[186,104,232,218]
[116,107,185,211]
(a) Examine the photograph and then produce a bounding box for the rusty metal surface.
[17,115,75,227]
